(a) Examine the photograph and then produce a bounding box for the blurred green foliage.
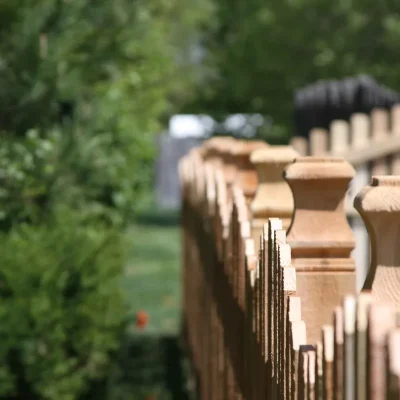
[0,210,125,400]
[0,127,138,230]
[0,0,211,398]
[186,0,400,141]
[0,0,213,206]
[4,0,400,397]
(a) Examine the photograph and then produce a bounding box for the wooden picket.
[179,115,400,399]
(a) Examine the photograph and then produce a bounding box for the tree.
[185,0,400,142]
[0,0,213,210]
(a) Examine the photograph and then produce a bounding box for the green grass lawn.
[107,221,194,400]
[124,223,181,336]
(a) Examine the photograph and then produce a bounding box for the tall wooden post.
[284,157,357,343]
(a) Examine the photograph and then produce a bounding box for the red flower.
[136,310,149,330]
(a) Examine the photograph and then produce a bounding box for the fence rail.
[179,125,400,399]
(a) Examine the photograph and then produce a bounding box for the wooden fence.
[290,105,400,288]
[179,116,400,399]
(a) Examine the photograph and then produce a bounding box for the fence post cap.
[285,156,356,259]
[354,176,400,213]
[284,156,356,180]
[250,145,297,227]
[250,145,298,164]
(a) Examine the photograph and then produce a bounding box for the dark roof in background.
[293,75,400,138]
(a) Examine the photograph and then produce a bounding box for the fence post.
[250,146,298,251]
[284,157,357,343]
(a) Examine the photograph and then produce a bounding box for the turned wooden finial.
[285,157,356,261]
[354,176,400,308]
[232,140,269,208]
[250,146,298,250]
[284,157,356,342]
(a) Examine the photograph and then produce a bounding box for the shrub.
[0,126,138,231]
[0,209,126,400]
